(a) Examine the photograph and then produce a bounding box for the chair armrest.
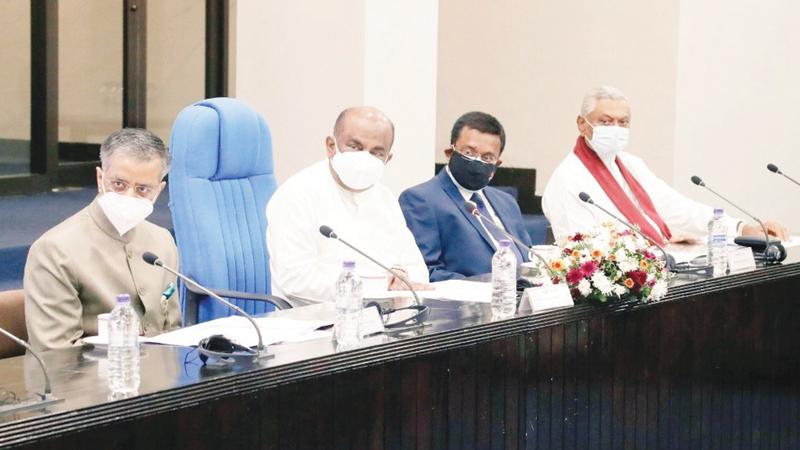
[184,284,294,310]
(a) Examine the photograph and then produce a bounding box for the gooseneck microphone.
[767,163,800,188]
[142,252,268,357]
[578,192,679,271]
[318,225,424,308]
[0,327,63,416]
[463,201,557,278]
[690,175,783,263]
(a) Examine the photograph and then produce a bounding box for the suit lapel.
[483,188,516,236]
[437,170,496,250]
[484,188,532,262]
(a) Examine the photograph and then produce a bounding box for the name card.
[728,246,756,273]
[359,305,386,337]
[524,283,574,312]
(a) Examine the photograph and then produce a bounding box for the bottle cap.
[498,239,512,248]
[115,294,131,304]
[713,207,724,217]
[342,261,356,269]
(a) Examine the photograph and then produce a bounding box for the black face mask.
[448,150,496,190]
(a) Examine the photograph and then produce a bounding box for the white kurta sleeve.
[542,164,605,242]
[622,156,741,237]
[266,186,341,303]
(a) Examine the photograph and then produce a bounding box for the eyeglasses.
[340,143,389,162]
[451,145,498,165]
[586,117,631,128]
[104,176,159,199]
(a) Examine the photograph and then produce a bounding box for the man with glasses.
[24,128,181,351]
[542,85,788,243]
[267,106,429,303]
[399,111,532,281]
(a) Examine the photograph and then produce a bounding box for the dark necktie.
[471,193,524,263]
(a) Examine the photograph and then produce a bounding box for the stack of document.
[145,316,331,348]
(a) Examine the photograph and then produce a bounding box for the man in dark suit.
[399,112,531,281]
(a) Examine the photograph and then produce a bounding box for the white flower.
[591,272,614,295]
[613,284,627,296]
[651,280,668,300]
[577,279,592,296]
[618,258,638,273]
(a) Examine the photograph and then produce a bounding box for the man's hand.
[388,266,434,291]
[741,220,789,241]
[668,235,699,244]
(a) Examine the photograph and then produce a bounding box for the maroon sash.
[573,136,672,244]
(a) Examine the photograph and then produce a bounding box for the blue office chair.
[168,97,290,325]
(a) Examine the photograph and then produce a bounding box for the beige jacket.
[24,199,181,351]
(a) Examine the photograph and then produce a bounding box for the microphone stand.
[325,233,422,307]
[768,164,800,187]
[0,327,64,417]
[319,226,429,330]
[577,193,712,274]
[691,177,781,264]
[145,256,269,358]
[465,201,557,279]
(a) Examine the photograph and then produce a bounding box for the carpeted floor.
[0,188,173,290]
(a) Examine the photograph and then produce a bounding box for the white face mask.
[329,141,386,190]
[584,117,630,160]
[97,189,154,236]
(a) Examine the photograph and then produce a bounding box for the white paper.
[782,236,800,249]
[424,280,492,303]
[144,315,332,348]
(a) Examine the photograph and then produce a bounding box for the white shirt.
[542,148,741,242]
[266,159,429,303]
[445,167,508,249]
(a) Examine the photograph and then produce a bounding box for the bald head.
[333,106,395,147]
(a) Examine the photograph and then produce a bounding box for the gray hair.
[99,128,170,179]
[580,86,629,117]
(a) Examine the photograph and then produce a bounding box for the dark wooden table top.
[2,246,799,447]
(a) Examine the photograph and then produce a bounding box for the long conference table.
[2,250,800,449]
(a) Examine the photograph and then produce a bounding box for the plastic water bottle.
[707,208,728,276]
[108,294,140,396]
[491,239,517,318]
[334,261,363,348]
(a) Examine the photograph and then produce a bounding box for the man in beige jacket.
[24,128,181,351]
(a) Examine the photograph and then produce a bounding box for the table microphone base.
[0,394,64,417]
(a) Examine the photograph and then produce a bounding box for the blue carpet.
[0,188,173,289]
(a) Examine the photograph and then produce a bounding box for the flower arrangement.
[542,222,669,304]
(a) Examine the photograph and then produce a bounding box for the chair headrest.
[171,97,273,180]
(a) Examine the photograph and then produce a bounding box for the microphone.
[318,225,428,326]
[464,201,556,278]
[578,192,679,272]
[0,326,63,416]
[142,252,268,357]
[767,163,800,188]
[690,175,784,263]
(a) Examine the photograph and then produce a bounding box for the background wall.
[673,0,800,231]
[436,0,680,185]
[0,0,30,142]
[234,0,438,195]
